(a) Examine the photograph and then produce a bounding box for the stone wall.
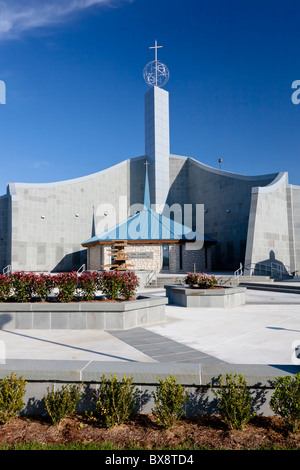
[87,242,211,275]
[0,361,298,417]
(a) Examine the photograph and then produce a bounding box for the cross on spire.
[149,40,163,63]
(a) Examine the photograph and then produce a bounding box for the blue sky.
[0,0,300,193]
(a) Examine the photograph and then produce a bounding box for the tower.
[143,40,170,213]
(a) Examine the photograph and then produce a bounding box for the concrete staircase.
[147,273,274,288]
[239,280,300,294]
[146,272,300,294]
[146,271,300,295]
[147,274,186,288]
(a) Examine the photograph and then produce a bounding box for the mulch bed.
[0,414,299,450]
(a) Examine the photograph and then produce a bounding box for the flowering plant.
[10,271,36,302]
[100,271,124,300]
[77,271,101,301]
[0,270,140,302]
[185,272,218,289]
[53,271,78,302]
[32,273,55,301]
[119,271,140,300]
[0,274,11,302]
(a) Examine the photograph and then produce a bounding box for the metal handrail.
[145,269,157,286]
[234,263,243,279]
[243,262,292,278]
[3,265,11,276]
[77,264,86,274]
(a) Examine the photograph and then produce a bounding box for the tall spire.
[144,41,170,213]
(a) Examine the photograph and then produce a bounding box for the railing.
[3,265,11,276]
[234,263,243,279]
[77,264,86,274]
[145,269,157,286]
[244,262,292,279]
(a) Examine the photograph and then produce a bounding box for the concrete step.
[237,275,274,283]
[239,282,300,294]
[147,273,276,288]
[148,275,185,287]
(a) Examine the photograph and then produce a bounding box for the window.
[179,244,183,271]
[162,244,169,270]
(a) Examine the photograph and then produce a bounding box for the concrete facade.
[0,80,299,276]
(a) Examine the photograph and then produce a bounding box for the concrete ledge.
[0,360,298,416]
[165,285,246,308]
[0,295,167,330]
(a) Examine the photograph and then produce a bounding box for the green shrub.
[96,374,138,428]
[77,271,101,300]
[211,372,255,430]
[53,271,78,302]
[10,272,35,302]
[119,271,139,300]
[270,373,300,433]
[152,375,188,429]
[100,271,124,300]
[0,373,27,424]
[0,275,11,302]
[44,384,82,426]
[33,273,55,301]
[184,272,218,289]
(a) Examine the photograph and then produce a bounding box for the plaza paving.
[0,286,299,366]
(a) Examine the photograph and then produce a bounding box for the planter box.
[165,285,246,308]
[0,295,167,330]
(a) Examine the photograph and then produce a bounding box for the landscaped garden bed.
[0,413,299,450]
[0,372,299,450]
[0,270,140,303]
[0,271,167,329]
[165,272,246,308]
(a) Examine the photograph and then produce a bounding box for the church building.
[0,42,299,278]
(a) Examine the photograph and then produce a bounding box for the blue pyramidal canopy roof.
[82,165,216,246]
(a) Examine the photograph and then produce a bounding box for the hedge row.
[0,270,139,303]
[1,372,300,432]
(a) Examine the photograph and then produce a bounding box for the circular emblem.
[143,60,170,88]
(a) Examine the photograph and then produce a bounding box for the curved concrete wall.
[6,159,132,272]
[244,173,291,275]
[169,155,279,270]
[0,152,294,274]
[288,184,300,275]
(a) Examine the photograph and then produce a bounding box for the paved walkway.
[0,286,299,365]
[108,328,226,364]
